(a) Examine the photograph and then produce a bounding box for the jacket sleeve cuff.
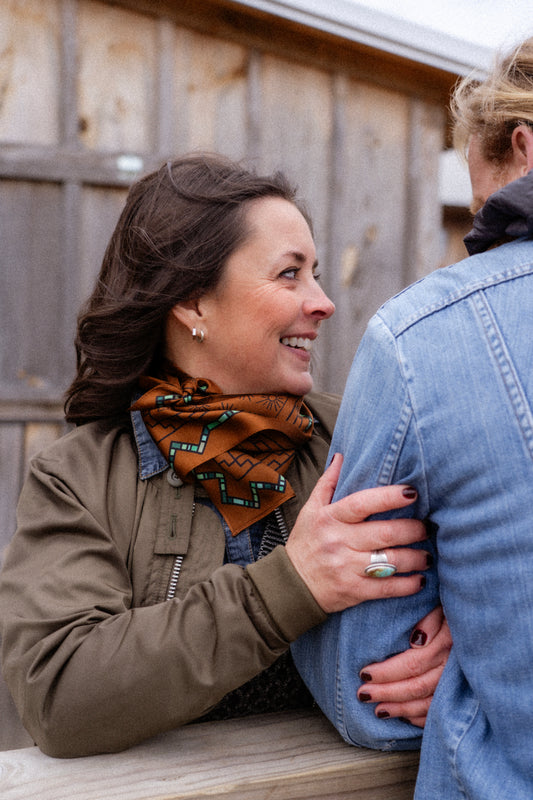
[246,545,327,642]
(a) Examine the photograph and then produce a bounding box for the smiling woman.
[165,196,335,397]
[0,153,448,758]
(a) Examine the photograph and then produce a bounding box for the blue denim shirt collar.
[130,393,168,480]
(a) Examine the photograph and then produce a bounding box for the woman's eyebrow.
[281,250,319,268]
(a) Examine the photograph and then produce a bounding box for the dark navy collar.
[465,168,533,255]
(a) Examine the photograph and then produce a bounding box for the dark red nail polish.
[360,671,372,682]
[410,628,427,646]
[359,692,372,702]
[420,575,427,589]
[377,710,390,718]
[402,487,417,499]
[426,553,434,567]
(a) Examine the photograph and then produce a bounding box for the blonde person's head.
[452,36,533,165]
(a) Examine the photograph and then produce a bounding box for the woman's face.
[190,197,335,396]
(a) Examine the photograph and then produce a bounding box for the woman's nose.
[304,283,335,319]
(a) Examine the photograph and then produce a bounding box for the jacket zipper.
[274,506,289,543]
[166,501,195,601]
[166,503,287,600]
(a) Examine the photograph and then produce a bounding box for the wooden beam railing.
[0,709,419,800]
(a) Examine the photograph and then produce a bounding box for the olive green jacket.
[0,392,339,757]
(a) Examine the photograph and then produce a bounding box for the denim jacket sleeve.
[292,313,439,751]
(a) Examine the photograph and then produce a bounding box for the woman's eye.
[281,268,299,279]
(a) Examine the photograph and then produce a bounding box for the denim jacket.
[293,236,533,799]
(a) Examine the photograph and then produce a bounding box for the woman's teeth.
[281,337,312,351]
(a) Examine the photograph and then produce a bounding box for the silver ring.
[364,549,397,578]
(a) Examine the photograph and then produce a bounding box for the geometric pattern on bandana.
[132,371,314,535]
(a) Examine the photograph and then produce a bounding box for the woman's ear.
[510,124,533,175]
[168,299,203,332]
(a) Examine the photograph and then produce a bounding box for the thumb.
[308,452,342,507]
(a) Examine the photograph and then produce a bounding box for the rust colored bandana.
[132,372,314,535]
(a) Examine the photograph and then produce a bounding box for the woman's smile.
[171,196,335,396]
[280,336,314,352]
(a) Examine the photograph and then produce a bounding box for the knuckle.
[379,578,403,598]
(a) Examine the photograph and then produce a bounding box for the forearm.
[2,548,323,757]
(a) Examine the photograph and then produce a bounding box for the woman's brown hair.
[64,154,304,425]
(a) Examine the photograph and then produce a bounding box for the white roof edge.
[231,0,493,76]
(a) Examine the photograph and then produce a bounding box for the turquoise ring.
[364,550,397,578]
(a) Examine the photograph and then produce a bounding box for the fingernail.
[360,671,372,682]
[410,628,427,646]
[426,553,434,567]
[377,710,390,719]
[420,575,427,589]
[402,486,417,499]
[359,692,372,702]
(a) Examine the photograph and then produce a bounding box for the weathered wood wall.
[0,0,454,749]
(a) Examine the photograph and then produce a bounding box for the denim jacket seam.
[449,697,482,799]
[376,393,413,487]
[390,260,533,339]
[472,290,533,462]
[334,629,349,742]
[374,325,428,502]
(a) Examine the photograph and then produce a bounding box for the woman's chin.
[284,373,314,397]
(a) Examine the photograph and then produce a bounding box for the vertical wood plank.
[59,0,80,147]
[77,1,157,152]
[173,27,248,159]
[78,186,129,304]
[60,181,82,383]
[0,181,65,395]
[0,423,24,561]
[0,0,61,145]
[155,18,177,156]
[404,99,446,284]
[326,75,411,392]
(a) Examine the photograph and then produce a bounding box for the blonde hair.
[452,36,533,164]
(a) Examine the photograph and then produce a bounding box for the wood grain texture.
[0,710,419,800]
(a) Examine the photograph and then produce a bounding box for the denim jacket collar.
[130,402,168,480]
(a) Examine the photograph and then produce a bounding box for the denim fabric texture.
[130,404,168,479]
[292,236,533,799]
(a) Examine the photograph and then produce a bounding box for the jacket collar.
[131,404,168,480]
[464,168,533,255]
